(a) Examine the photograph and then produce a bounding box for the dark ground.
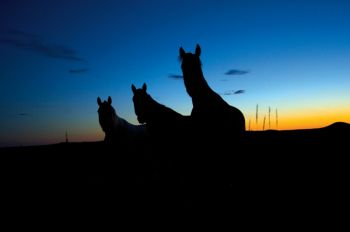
[1,122,349,211]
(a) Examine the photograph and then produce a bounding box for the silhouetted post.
[65,131,68,143]
[276,108,278,129]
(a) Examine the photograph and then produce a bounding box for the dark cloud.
[69,68,89,74]
[0,28,87,63]
[234,90,245,94]
[225,69,249,76]
[168,74,183,79]
[221,90,245,95]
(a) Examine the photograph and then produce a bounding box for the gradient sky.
[1,0,350,147]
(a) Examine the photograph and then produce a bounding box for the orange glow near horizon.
[2,107,348,147]
[280,104,350,129]
[246,105,350,131]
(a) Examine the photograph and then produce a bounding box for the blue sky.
[1,0,350,146]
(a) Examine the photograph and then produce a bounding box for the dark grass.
[1,122,349,210]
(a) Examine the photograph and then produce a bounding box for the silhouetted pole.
[263,115,266,131]
[65,130,68,143]
[276,108,278,129]
[249,119,251,131]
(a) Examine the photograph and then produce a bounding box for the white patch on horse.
[97,96,146,145]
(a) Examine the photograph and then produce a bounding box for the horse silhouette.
[131,83,196,185]
[131,83,192,138]
[97,96,146,144]
[179,44,246,139]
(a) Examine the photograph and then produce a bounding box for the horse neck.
[147,95,179,122]
[183,65,213,99]
[125,120,146,134]
[146,96,163,121]
[118,116,137,131]
[184,67,224,111]
[111,110,122,130]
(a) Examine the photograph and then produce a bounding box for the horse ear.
[131,84,136,94]
[97,97,102,106]
[142,83,147,91]
[195,44,201,56]
[108,96,112,104]
[179,47,185,59]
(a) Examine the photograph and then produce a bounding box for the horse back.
[192,92,245,133]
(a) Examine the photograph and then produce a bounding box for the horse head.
[97,96,117,136]
[131,83,151,124]
[179,44,207,97]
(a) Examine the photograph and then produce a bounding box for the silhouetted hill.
[1,122,348,210]
[244,121,349,147]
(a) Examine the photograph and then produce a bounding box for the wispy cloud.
[0,28,87,63]
[225,69,249,76]
[69,68,89,74]
[18,113,29,116]
[221,90,245,95]
[168,74,183,80]
[6,28,42,39]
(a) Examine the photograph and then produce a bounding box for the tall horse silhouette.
[179,44,246,138]
[131,83,191,137]
[97,96,146,144]
[131,83,196,185]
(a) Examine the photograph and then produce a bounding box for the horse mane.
[145,93,171,115]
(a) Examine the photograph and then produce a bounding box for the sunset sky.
[1,0,350,147]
